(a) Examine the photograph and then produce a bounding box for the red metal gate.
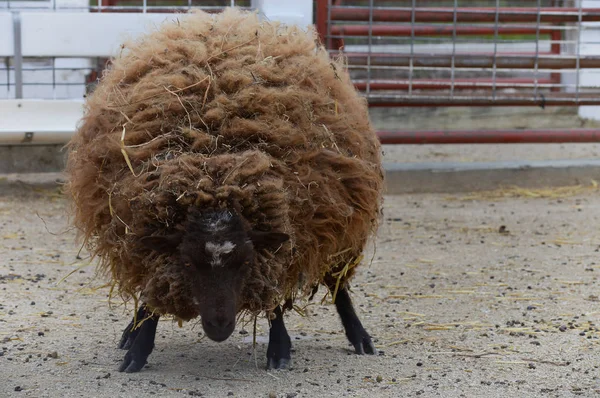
[316,0,600,144]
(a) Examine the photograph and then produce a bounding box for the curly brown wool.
[66,8,383,320]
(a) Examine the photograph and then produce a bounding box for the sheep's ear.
[140,234,182,253]
[248,230,289,250]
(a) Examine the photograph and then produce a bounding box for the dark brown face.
[179,211,254,342]
[141,208,289,343]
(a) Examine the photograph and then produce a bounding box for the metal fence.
[0,1,316,145]
[4,1,600,145]
[0,0,251,101]
[0,0,269,145]
[316,0,600,108]
[0,0,251,12]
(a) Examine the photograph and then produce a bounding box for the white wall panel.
[0,13,13,57]
[0,12,176,57]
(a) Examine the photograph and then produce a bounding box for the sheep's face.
[141,208,288,342]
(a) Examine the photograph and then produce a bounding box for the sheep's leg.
[333,286,377,355]
[266,305,292,370]
[118,305,147,350]
[118,305,160,373]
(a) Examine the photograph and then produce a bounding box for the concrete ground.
[2,105,600,397]
[2,181,600,398]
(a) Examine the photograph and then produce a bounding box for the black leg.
[266,306,292,370]
[333,286,377,355]
[118,305,160,373]
[118,305,148,350]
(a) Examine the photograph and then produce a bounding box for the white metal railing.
[0,0,313,145]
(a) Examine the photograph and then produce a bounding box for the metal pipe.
[316,0,328,44]
[327,0,345,51]
[343,53,600,70]
[326,0,332,49]
[367,92,600,107]
[355,78,554,91]
[331,24,558,37]
[532,0,542,100]
[88,6,247,13]
[11,11,22,99]
[550,30,562,91]
[408,0,415,95]
[491,0,500,99]
[330,7,600,23]
[377,129,600,144]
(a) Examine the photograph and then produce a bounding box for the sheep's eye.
[184,262,192,267]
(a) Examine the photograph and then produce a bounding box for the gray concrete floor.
[2,184,600,397]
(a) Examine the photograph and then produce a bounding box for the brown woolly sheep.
[66,8,383,372]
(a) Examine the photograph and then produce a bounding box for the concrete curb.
[3,159,600,195]
[384,159,600,194]
[0,172,65,196]
[0,145,66,174]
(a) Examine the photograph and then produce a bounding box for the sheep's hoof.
[266,305,292,370]
[267,357,291,370]
[353,334,377,355]
[347,325,377,355]
[266,338,292,370]
[119,352,146,373]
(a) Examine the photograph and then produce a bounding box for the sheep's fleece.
[67,8,384,321]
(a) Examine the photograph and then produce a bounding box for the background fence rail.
[316,0,600,143]
[3,1,600,146]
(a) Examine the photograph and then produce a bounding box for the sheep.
[66,8,383,372]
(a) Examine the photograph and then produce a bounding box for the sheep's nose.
[206,316,234,329]
[202,316,235,342]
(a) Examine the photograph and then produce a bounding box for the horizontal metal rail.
[88,6,252,13]
[343,53,600,70]
[354,78,554,91]
[377,129,600,144]
[367,92,600,107]
[330,7,600,24]
[331,24,562,37]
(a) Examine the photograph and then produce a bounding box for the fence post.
[251,0,313,29]
[11,12,23,99]
[578,0,600,120]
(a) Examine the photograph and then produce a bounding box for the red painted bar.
[367,92,600,107]
[331,24,556,37]
[377,129,600,144]
[90,6,227,13]
[550,30,562,92]
[355,78,554,91]
[331,7,600,23]
[316,0,328,46]
[341,53,600,69]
